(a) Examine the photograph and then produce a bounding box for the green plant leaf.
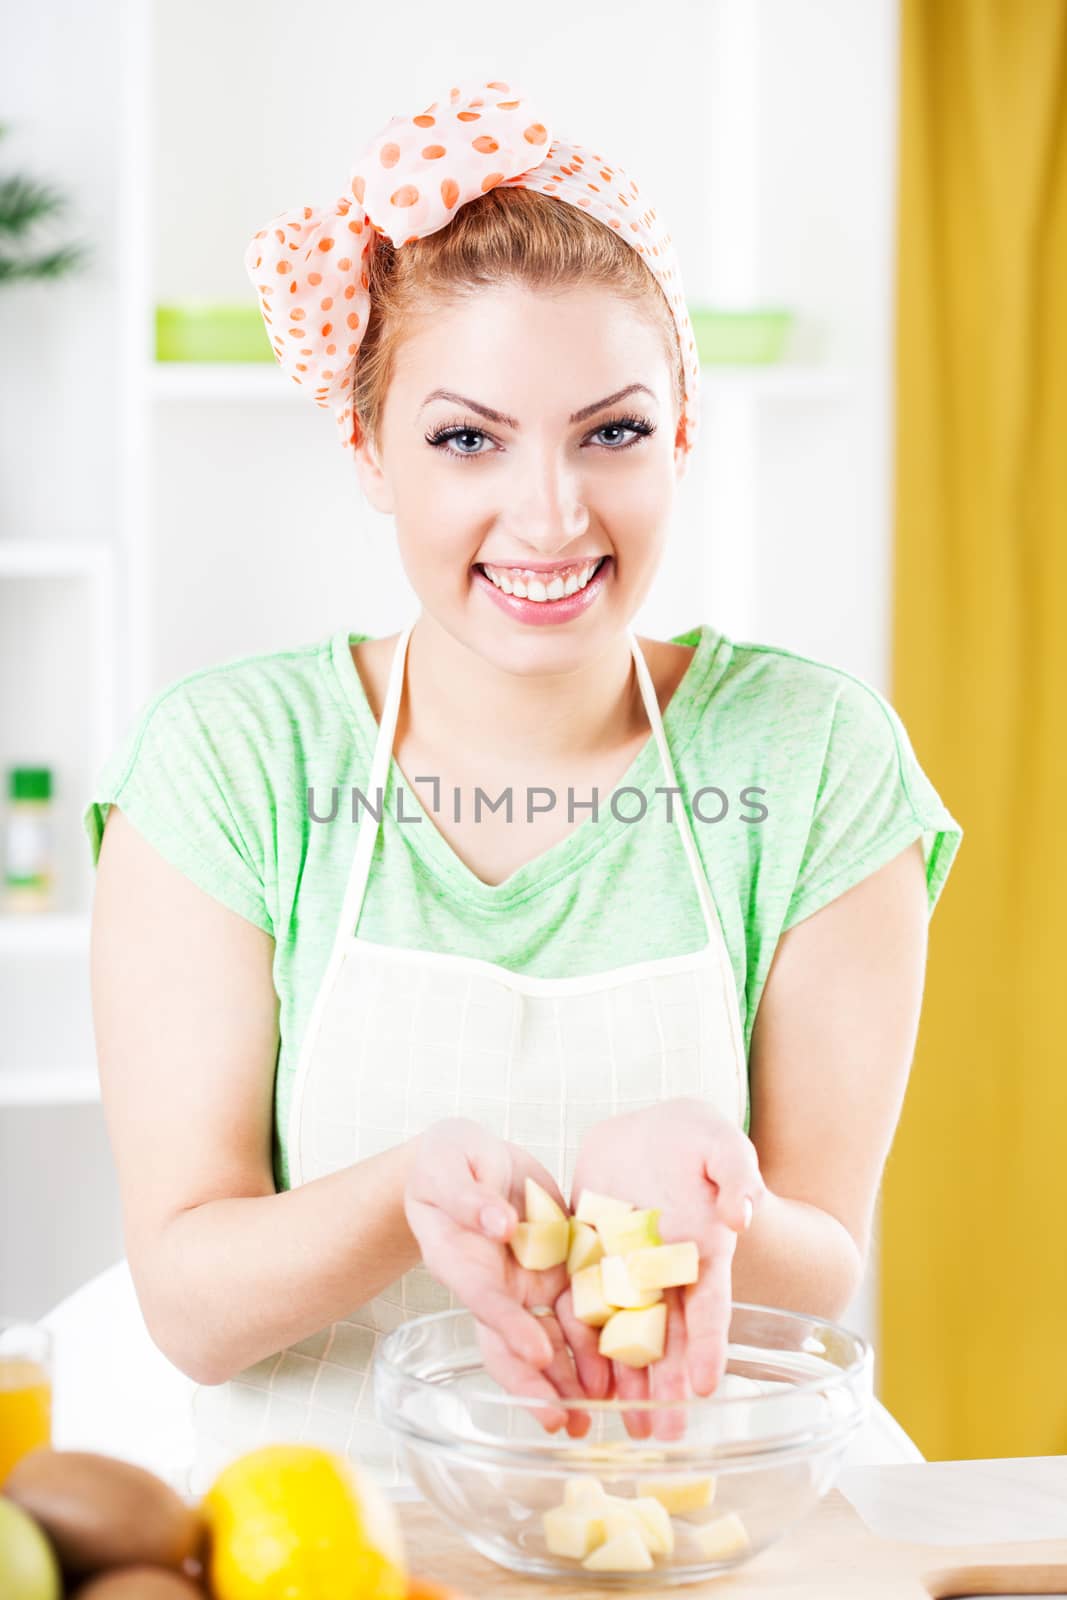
[0,241,88,282]
[0,175,67,236]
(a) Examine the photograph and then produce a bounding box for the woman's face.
[354,280,687,674]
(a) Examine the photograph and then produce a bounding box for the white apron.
[188,615,910,1494]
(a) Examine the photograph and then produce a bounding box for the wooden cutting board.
[398,1485,1067,1597]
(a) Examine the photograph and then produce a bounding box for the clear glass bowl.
[375,1301,872,1588]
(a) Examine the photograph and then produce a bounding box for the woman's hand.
[403,1118,592,1436]
[567,1098,767,1440]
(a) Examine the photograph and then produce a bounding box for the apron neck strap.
[338,617,721,949]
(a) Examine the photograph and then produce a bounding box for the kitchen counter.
[41,1264,1067,1591]
[396,1455,1067,1597]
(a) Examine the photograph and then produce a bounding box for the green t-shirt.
[83,622,963,1190]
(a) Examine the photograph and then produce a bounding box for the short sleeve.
[782,677,963,931]
[83,681,276,937]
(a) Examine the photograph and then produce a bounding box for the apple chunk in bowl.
[374,1303,872,1587]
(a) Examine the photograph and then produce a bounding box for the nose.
[499,444,590,553]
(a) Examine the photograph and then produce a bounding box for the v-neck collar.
[327,621,724,911]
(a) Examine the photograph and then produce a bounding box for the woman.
[84,79,962,1493]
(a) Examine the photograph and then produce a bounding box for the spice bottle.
[3,766,55,914]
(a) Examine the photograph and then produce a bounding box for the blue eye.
[425,412,656,462]
[591,416,656,449]
[429,426,492,458]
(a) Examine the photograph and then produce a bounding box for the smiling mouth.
[473,556,610,599]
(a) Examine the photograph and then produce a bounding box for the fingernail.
[741,1196,754,1232]
[480,1204,509,1237]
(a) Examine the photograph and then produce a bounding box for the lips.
[472,555,613,623]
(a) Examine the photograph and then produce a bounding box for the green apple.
[525,1177,566,1224]
[0,1498,61,1600]
[582,1526,653,1572]
[571,1262,614,1327]
[574,1189,634,1230]
[510,1219,569,1270]
[566,1218,604,1275]
[596,1207,663,1257]
[600,1254,665,1309]
[599,1302,668,1366]
[625,1241,700,1291]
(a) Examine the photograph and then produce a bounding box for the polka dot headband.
[245,78,701,455]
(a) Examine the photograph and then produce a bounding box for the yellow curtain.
[882,0,1067,1458]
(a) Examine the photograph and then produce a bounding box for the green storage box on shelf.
[155,303,275,362]
[688,308,794,365]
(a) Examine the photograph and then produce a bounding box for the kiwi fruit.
[3,1449,203,1579]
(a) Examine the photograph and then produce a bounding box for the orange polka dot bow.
[246,78,701,456]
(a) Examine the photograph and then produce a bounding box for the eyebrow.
[418,383,657,427]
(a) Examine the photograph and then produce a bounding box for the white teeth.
[481,560,603,601]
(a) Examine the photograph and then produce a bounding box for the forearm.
[728,1186,864,1321]
[140,1138,422,1385]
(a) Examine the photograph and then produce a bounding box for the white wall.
[0,0,126,1319]
[2,0,897,1366]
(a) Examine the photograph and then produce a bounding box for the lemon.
[202,1444,407,1600]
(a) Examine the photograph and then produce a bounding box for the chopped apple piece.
[600,1503,650,1543]
[597,1207,664,1257]
[525,1176,566,1224]
[692,1511,751,1561]
[599,1302,668,1367]
[562,1475,610,1511]
[582,1527,654,1572]
[636,1474,717,1514]
[626,1240,700,1291]
[566,1218,604,1275]
[571,1262,614,1327]
[543,1505,606,1558]
[577,1443,666,1464]
[600,1254,665,1309]
[630,1495,675,1557]
[574,1189,634,1230]
[510,1219,569,1270]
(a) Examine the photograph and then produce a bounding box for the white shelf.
[0,913,91,955]
[0,541,114,578]
[0,1070,100,1107]
[149,360,850,402]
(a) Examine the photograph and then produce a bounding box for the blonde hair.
[351,185,683,452]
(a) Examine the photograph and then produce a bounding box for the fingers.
[647,1287,690,1442]
[533,1311,594,1438]
[612,1358,652,1440]
[702,1127,766,1234]
[412,1203,555,1370]
[410,1119,519,1240]
[554,1286,613,1403]
[476,1319,572,1436]
[684,1228,737,1396]
[472,1280,557,1371]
